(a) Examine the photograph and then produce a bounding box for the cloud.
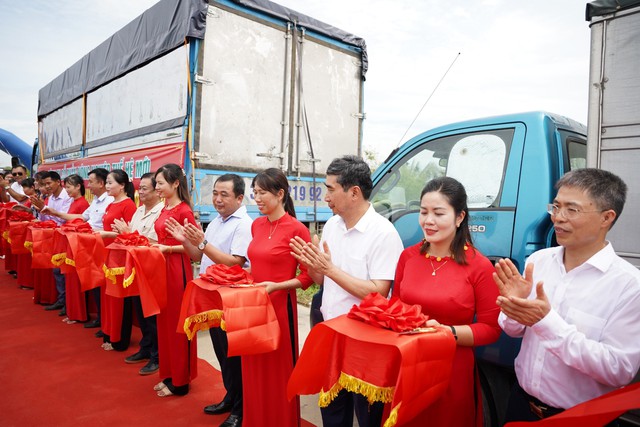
[0,0,592,167]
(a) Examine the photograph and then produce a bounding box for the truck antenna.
[396,52,461,147]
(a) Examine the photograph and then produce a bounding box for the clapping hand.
[112,218,131,234]
[165,217,190,244]
[289,235,333,276]
[494,259,550,326]
[30,195,45,211]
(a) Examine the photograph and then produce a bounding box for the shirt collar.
[336,203,376,233]
[551,242,615,273]
[217,205,248,223]
[50,188,68,200]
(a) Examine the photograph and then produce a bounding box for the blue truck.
[366,1,640,424]
[365,3,640,425]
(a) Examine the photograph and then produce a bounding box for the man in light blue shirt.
[34,171,73,315]
[167,174,252,427]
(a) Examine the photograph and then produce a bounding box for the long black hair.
[419,176,473,264]
[109,169,135,202]
[63,174,86,197]
[252,168,296,218]
[155,163,191,208]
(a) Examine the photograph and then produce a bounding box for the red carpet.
[0,263,316,427]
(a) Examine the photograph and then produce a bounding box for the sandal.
[102,342,114,351]
[157,387,174,397]
[153,381,168,391]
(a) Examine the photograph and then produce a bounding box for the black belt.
[523,389,564,419]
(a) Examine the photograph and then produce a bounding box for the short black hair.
[44,171,62,182]
[556,168,627,226]
[89,168,109,184]
[326,155,373,200]
[216,173,245,198]
[140,172,156,188]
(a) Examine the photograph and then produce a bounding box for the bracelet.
[449,325,458,341]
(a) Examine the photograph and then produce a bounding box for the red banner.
[37,142,185,186]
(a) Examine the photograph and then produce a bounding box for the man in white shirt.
[494,168,640,422]
[0,164,29,203]
[112,173,163,376]
[167,173,252,427]
[290,155,404,427]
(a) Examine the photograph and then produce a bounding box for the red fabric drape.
[9,221,33,255]
[505,382,640,427]
[287,315,457,427]
[178,264,280,356]
[27,223,58,269]
[104,241,167,317]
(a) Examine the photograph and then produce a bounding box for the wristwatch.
[197,240,208,251]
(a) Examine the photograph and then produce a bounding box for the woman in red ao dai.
[393,177,501,427]
[243,168,312,427]
[152,164,198,397]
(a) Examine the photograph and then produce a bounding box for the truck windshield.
[371,128,514,217]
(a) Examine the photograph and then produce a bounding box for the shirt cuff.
[530,308,566,341]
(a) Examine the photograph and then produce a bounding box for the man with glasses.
[494,168,640,423]
[0,165,29,203]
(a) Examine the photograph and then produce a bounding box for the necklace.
[426,253,449,276]
[268,219,279,239]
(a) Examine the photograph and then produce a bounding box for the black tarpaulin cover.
[38,0,368,118]
[38,0,207,117]
[586,0,640,20]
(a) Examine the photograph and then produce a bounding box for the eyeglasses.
[12,172,24,176]
[546,204,604,220]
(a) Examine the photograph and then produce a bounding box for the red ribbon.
[199,263,254,286]
[61,218,93,233]
[30,220,59,229]
[347,292,429,333]
[8,210,34,221]
[113,231,150,247]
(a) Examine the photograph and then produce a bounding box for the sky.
[0,0,592,167]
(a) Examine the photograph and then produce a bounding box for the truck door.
[371,124,526,264]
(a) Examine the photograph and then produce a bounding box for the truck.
[34,0,367,226]
[366,1,640,425]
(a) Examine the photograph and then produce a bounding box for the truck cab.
[369,111,587,425]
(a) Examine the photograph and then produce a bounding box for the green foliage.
[296,283,320,307]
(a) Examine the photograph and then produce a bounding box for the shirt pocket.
[344,254,368,281]
[566,307,606,340]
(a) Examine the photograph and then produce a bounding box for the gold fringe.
[51,252,67,266]
[123,268,136,288]
[383,403,401,427]
[103,265,125,284]
[65,258,76,267]
[318,372,395,408]
[24,241,33,252]
[2,231,9,241]
[182,310,224,340]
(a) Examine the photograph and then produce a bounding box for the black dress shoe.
[219,414,241,427]
[204,401,233,415]
[44,301,64,311]
[58,307,67,316]
[84,319,101,328]
[94,330,105,338]
[124,351,150,364]
[139,361,159,375]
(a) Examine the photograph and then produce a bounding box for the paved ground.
[197,303,322,426]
